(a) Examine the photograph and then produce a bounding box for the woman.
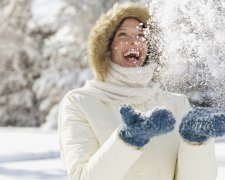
[58,2,224,180]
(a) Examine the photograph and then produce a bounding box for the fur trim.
[88,3,150,81]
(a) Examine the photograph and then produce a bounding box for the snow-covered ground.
[0,127,224,180]
[0,128,67,180]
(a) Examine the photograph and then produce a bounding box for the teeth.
[124,50,140,57]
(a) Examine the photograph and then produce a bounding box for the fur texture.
[179,107,225,143]
[88,3,150,81]
[118,105,176,147]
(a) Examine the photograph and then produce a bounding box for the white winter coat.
[58,88,217,180]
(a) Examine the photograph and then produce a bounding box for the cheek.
[111,40,125,55]
[112,39,125,49]
[139,42,147,56]
[143,45,148,55]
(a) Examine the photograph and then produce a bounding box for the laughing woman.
[58,2,225,180]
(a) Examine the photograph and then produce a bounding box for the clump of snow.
[151,0,225,108]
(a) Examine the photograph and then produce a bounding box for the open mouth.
[123,49,141,62]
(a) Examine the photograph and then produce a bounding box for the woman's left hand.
[179,107,225,143]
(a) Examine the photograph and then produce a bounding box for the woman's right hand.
[118,105,176,147]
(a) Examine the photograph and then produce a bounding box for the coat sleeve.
[175,95,218,180]
[58,93,143,180]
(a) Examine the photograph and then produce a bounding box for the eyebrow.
[117,28,143,32]
[117,28,127,31]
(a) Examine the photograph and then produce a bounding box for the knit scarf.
[78,62,159,105]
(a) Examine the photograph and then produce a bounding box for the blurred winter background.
[0,0,224,179]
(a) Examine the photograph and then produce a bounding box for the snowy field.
[0,128,67,180]
[0,127,224,180]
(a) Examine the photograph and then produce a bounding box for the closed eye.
[117,32,127,37]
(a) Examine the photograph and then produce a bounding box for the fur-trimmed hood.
[88,2,150,81]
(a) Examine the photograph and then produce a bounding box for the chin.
[124,60,143,67]
[124,63,141,67]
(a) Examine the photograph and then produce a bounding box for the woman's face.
[111,18,148,67]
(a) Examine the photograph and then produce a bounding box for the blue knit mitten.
[179,107,225,143]
[118,105,176,148]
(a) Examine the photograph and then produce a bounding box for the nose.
[127,35,142,45]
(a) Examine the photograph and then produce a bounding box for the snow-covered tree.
[0,0,43,126]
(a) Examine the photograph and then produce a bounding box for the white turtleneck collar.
[106,62,156,88]
[79,62,159,105]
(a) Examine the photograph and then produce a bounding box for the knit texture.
[118,105,176,147]
[179,107,225,143]
[81,62,158,105]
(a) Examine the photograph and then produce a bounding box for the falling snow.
[151,0,225,108]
